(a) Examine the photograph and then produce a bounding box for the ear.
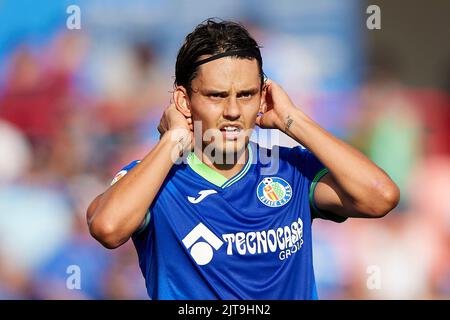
[173,86,191,117]
[259,83,268,113]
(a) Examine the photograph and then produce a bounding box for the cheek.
[242,100,261,126]
[190,100,222,128]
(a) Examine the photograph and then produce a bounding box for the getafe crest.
[257,177,292,207]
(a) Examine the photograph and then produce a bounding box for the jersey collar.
[186,143,253,188]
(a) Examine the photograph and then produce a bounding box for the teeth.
[224,126,239,131]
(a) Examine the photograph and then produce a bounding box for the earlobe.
[173,86,191,117]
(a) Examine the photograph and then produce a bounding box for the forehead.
[193,57,260,90]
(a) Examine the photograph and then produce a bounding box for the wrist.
[278,107,303,132]
[280,108,311,142]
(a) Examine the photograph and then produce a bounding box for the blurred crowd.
[0,1,449,300]
[0,31,159,299]
[312,53,450,299]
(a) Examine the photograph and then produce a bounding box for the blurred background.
[0,0,449,299]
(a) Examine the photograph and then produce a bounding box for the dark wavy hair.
[175,18,265,95]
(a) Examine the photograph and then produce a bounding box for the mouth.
[218,123,243,141]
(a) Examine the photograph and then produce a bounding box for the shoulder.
[111,159,186,186]
[252,141,310,166]
[253,142,324,180]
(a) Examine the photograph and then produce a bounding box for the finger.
[188,132,194,151]
[158,119,168,134]
[158,124,167,135]
[158,118,165,133]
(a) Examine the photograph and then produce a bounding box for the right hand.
[157,103,194,152]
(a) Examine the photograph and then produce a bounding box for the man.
[87,19,399,299]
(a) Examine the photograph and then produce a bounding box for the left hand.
[256,80,298,132]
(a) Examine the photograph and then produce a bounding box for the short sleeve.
[290,146,347,223]
[111,160,151,234]
[111,160,141,186]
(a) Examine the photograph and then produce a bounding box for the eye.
[208,93,225,99]
[238,91,255,99]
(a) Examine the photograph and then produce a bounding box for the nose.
[223,96,240,121]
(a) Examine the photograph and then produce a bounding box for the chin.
[213,140,247,163]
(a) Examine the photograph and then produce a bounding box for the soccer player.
[87,19,400,299]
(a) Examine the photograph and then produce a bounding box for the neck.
[194,145,248,179]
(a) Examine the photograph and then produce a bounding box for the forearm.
[283,109,399,213]
[89,132,182,247]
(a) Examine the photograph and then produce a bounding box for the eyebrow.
[201,87,260,96]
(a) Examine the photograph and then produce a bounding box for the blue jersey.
[111,142,346,300]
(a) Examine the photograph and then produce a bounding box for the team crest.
[257,177,292,207]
